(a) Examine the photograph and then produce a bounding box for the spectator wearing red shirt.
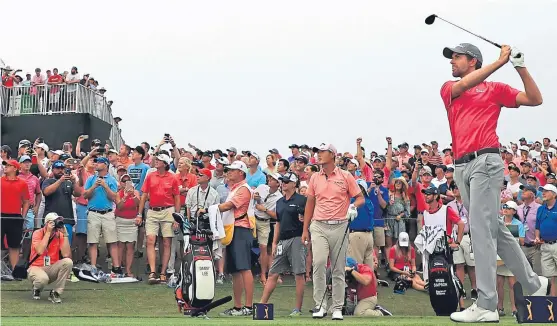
[440,43,547,323]
[27,212,73,303]
[175,157,197,213]
[138,154,180,284]
[387,232,426,291]
[345,257,392,316]
[1,159,30,270]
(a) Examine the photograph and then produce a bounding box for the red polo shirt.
[440,81,520,159]
[353,264,377,300]
[2,75,14,87]
[1,176,30,214]
[175,172,197,206]
[141,171,180,207]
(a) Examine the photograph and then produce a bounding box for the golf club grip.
[484,39,522,58]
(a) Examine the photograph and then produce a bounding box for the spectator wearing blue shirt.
[368,170,389,265]
[535,184,557,296]
[246,152,266,188]
[348,179,375,268]
[516,175,543,204]
[83,157,120,275]
[127,146,150,194]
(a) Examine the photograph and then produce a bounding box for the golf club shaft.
[436,16,501,48]
[318,221,351,310]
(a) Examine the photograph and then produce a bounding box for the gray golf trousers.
[454,153,540,311]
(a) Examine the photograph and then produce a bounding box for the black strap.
[196,186,211,209]
[27,231,56,267]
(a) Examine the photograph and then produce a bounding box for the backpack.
[427,250,463,316]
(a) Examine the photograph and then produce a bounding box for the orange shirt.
[141,171,180,207]
[118,155,133,169]
[75,169,95,206]
[30,228,64,267]
[1,176,30,214]
[229,180,251,228]
[306,166,361,221]
[175,172,197,206]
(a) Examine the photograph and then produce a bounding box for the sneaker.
[331,310,343,320]
[471,288,478,301]
[375,305,392,316]
[498,308,505,316]
[70,271,80,283]
[216,274,225,285]
[450,303,499,323]
[512,311,517,318]
[531,275,550,296]
[32,288,41,300]
[312,306,326,319]
[242,306,253,316]
[289,308,302,317]
[220,307,244,316]
[48,291,62,304]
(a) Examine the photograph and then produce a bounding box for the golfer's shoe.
[331,310,343,320]
[375,305,393,316]
[450,302,499,323]
[242,306,253,316]
[219,307,244,316]
[48,291,62,304]
[32,288,41,300]
[312,306,327,319]
[289,308,302,317]
[531,276,550,296]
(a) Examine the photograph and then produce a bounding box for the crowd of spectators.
[1,134,556,315]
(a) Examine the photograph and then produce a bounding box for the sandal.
[124,273,135,278]
[148,272,158,285]
[159,274,168,283]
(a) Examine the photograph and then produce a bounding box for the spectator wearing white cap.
[534,184,557,296]
[302,143,364,320]
[137,153,180,284]
[106,148,120,180]
[17,140,32,159]
[253,172,283,285]
[33,142,50,170]
[210,156,228,189]
[514,145,532,166]
[219,160,256,316]
[246,152,265,189]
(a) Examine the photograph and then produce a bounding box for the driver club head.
[425,14,437,25]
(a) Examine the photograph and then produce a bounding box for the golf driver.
[314,222,351,317]
[425,14,520,58]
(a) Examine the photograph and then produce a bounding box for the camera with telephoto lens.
[345,270,356,283]
[54,217,65,229]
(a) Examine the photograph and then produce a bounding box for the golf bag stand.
[172,213,231,317]
[427,232,464,316]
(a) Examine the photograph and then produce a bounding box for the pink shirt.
[306,166,361,221]
[18,172,41,206]
[229,180,251,228]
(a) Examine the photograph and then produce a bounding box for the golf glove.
[510,47,525,68]
[346,204,358,221]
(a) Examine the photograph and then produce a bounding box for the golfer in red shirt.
[440,43,549,323]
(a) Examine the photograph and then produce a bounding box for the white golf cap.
[108,149,119,155]
[155,154,172,165]
[216,157,230,165]
[503,201,518,211]
[356,179,367,190]
[36,143,49,152]
[248,152,261,161]
[399,232,410,247]
[265,171,281,181]
[541,184,557,195]
[224,160,248,174]
[349,158,359,168]
[519,145,530,152]
[50,149,64,155]
[44,212,62,223]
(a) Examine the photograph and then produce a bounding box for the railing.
[1,84,124,149]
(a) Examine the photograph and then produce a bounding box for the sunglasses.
[502,205,514,209]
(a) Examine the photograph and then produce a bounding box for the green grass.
[1,272,521,325]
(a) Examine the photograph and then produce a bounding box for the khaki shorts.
[496,264,514,277]
[373,227,385,247]
[541,242,557,277]
[452,234,475,266]
[116,217,138,243]
[256,219,271,246]
[145,207,175,238]
[87,211,117,244]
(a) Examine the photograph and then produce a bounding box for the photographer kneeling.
[28,213,73,303]
[345,257,392,317]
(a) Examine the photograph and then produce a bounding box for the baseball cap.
[213,149,224,156]
[280,172,299,184]
[94,157,109,165]
[541,184,557,195]
[202,151,213,158]
[300,144,310,150]
[52,160,65,169]
[36,143,49,152]
[356,179,367,190]
[108,148,119,155]
[526,174,538,181]
[508,165,520,173]
[446,165,455,172]
[520,184,537,193]
[399,142,409,148]
[50,149,64,155]
[519,145,529,152]
[134,146,145,157]
[191,160,205,169]
[224,160,248,174]
[1,145,12,156]
[547,173,556,179]
[413,144,422,150]
[421,185,439,195]
[216,157,229,165]
[348,158,359,168]
[443,43,483,63]
[503,201,519,211]
[519,137,526,142]
[2,159,20,170]
[117,165,127,172]
[421,166,433,175]
[265,171,281,182]
[198,168,212,179]
[156,154,172,165]
[120,173,131,182]
[314,143,337,156]
[288,144,300,149]
[443,147,452,153]
[248,152,261,161]
[59,154,71,162]
[226,147,238,154]
[398,232,410,247]
[296,155,309,165]
[269,148,279,154]
[18,139,32,148]
[520,161,532,167]
[44,212,62,224]
[345,257,358,272]
[18,155,32,163]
